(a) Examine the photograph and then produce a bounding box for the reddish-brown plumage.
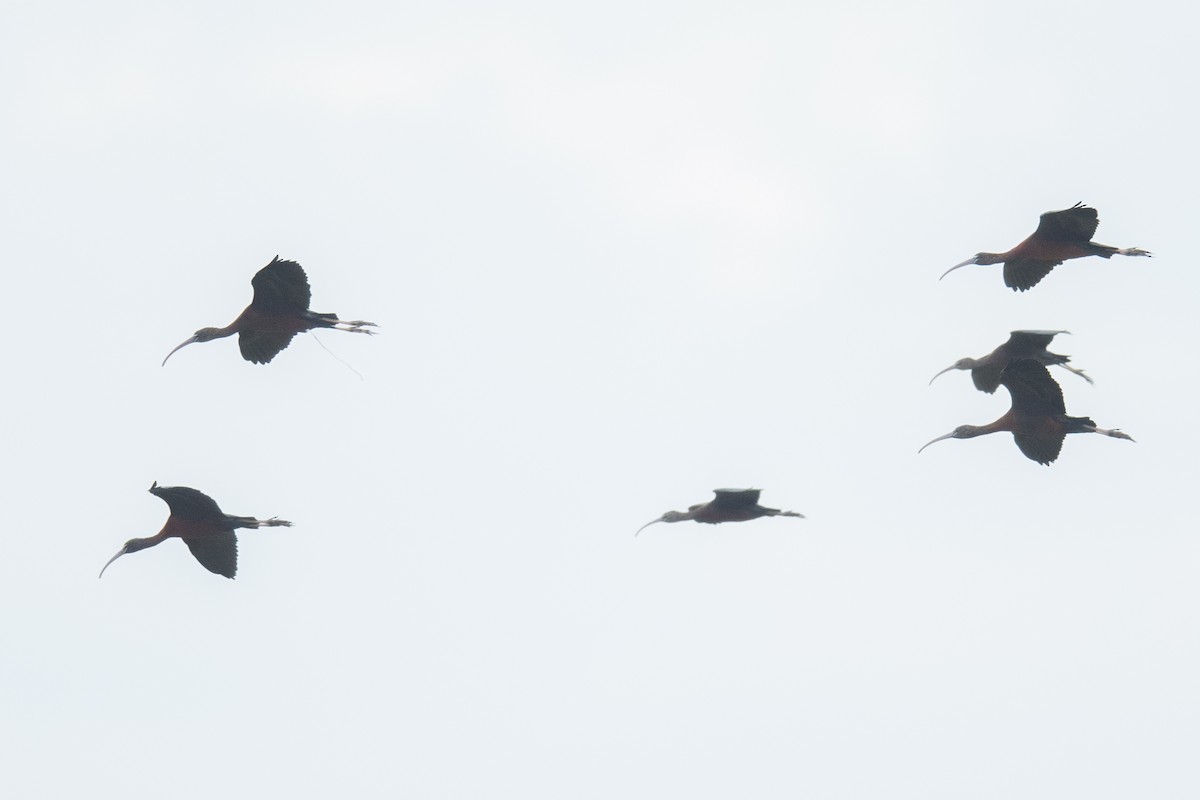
[929,330,1091,393]
[99,482,293,579]
[920,360,1133,464]
[162,256,376,365]
[941,203,1150,291]
[636,489,805,535]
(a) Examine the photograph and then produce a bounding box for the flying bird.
[99,482,292,579]
[919,359,1133,465]
[929,330,1092,393]
[940,203,1150,291]
[636,489,804,536]
[163,256,376,365]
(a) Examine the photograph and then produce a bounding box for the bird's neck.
[125,530,172,553]
[961,420,1008,439]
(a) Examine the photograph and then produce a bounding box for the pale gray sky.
[3,1,1198,798]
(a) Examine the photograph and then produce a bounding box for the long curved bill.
[928,364,959,385]
[635,518,664,537]
[162,335,199,366]
[939,256,979,281]
[918,432,956,454]
[98,546,128,578]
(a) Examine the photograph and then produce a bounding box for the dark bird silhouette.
[919,359,1133,465]
[929,330,1092,393]
[636,489,804,536]
[941,203,1150,291]
[99,482,292,579]
[162,256,376,365]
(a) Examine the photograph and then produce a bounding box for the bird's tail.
[306,312,342,328]
[1087,243,1152,259]
[307,311,377,332]
[1063,415,1134,440]
[1062,415,1098,434]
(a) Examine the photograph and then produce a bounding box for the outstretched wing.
[1007,330,1064,353]
[238,330,297,364]
[183,532,238,578]
[711,488,761,511]
[251,257,312,315]
[970,361,1004,394]
[150,483,227,523]
[1012,430,1066,465]
[999,360,1066,416]
[1004,257,1061,291]
[1035,203,1100,243]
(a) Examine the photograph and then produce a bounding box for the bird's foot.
[1095,427,1135,442]
[337,321,378,334]
[1119,247,1152,257]
[1060,364,1095,385]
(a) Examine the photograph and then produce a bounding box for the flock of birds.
[100,257,377,579]
[922,202,1144,463]
[99,203,1149,579]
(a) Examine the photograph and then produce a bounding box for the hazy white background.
[2,1,1197,797]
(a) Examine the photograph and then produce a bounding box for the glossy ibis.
[99,482,292,579]
[163,256,376,365]
[919,359,1133,465]
[636,488,804,536]
[930,330,1092,393]
[941,203,1150,291]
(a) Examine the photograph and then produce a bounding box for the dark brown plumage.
[941,203,1150,291]
[162,256,376,365]
[636,489,804,535]
[99,482,292,579]
[929,330,1092,393]
[920,360,1133,464]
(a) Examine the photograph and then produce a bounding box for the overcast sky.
[3,1,1199,798]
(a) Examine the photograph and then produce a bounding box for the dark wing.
[1004,257,1061,291]
[1006,330,1062,354]
[238,330,297,364]
[183,532,238,578]
[1012,431,1066,465]
[711,488,761,511]
[250,257,312,315]
[999,360,1066,416]
[150,483,227,523]
[1034,203,1100,243]
[971,361,1004,394]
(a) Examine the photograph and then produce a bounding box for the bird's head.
[190,327,227,342]
[634,510,687,536]
[940,251,1007,280]
[161,328,225,366]
[918,425,984,453]
[928,358,976,385]
[939,254,978,281]
[98,538,154,578]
